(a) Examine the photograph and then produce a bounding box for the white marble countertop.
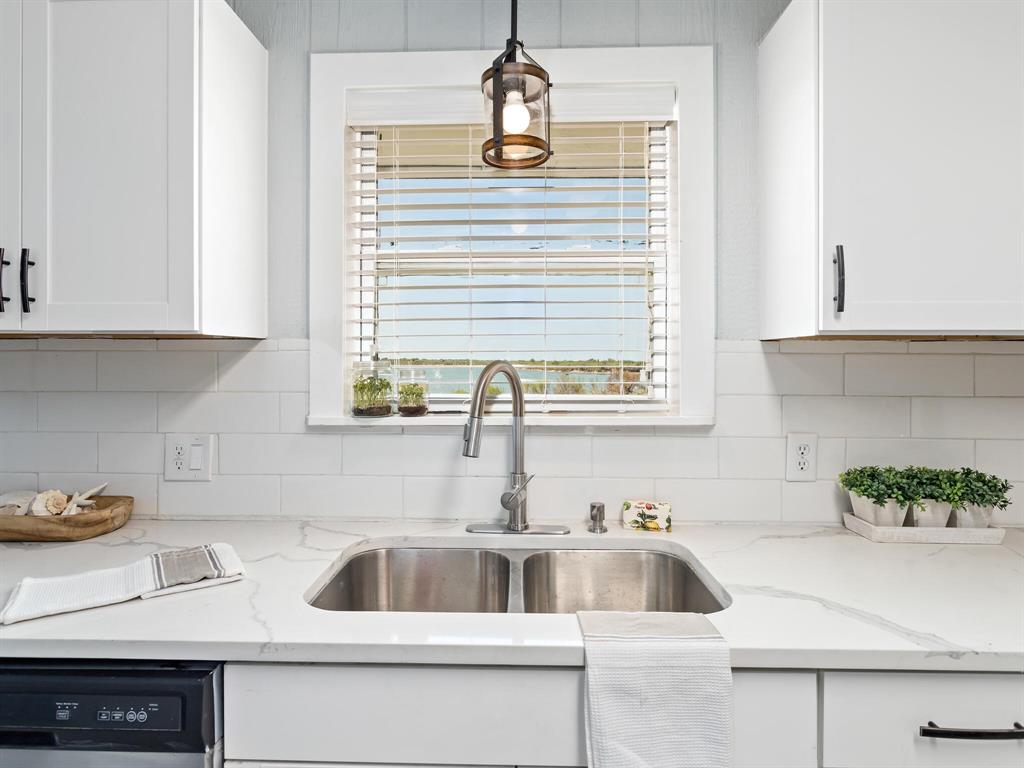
[1,519,1022,671]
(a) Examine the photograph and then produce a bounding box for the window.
[310,47,714,425]
[348,121,673,413]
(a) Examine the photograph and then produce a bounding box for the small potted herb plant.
[351,359,393,418]
[904,466,959,527]
[956,467,1012,528]
[839,466,912,527]
[397,373,428,418]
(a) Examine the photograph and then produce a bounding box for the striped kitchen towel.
[1,543,244,625]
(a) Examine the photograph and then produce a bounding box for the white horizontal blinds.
[348,122,673,413]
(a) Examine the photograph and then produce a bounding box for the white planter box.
[849,492,907,527]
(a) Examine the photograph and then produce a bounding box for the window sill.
[307,413,714,428]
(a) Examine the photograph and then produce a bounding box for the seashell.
[78,483,108,500]
[0,504,20,516]
[0,490,37,516]
[29,490,69,517]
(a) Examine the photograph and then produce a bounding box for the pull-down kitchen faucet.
[462,361,569,535]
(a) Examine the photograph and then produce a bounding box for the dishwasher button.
[126,711,137,723]
[137,711,148,723]
[97,711,111,721]
[111,711,125,722]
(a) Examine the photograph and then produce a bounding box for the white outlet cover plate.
[785,432,818,482]
[164,434,214,481]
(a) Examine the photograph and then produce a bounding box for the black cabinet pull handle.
[833,244,845,313]
[920,721,1024,740]
[0,248,9,313]
[20,248,35,313]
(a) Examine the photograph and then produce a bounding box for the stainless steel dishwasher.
[0,660,222,767]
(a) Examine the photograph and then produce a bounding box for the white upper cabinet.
[4,0,267,337]
[760,0,1024,338]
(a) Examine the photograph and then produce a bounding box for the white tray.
[843,513,1006,544]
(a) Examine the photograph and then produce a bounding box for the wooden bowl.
[0,496,134,542]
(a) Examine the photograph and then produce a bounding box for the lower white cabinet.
[223,664,817,767]
[823,671,1024,767]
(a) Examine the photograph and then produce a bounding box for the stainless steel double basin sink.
[307,544,729,614]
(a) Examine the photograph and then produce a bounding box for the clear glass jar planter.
[351,359,393,418]
[397,370,429,417]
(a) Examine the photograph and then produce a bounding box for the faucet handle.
[589,502,607,534]
[500,474,534,510]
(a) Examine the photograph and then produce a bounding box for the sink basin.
[308,543,727,615]
[308,548,511,612]
[522,549,724,614]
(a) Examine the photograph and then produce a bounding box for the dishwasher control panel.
[0,692,181,731]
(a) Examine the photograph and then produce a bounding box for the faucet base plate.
[466,522,571,535]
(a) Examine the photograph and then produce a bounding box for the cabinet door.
[20,0,198,333]
[819,0,1024,333]
[0,0,20,331]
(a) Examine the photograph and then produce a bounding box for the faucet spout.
[462,361,567,535]
[462,360,525,475]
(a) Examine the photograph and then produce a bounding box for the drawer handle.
[920,720,1024,740]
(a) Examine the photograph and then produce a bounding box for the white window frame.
[309,47,715,427]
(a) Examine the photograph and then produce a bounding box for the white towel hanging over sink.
[578,611,733,768]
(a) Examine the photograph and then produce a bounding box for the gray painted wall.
[228,0,791,340]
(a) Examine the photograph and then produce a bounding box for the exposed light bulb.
[502,91,531,134]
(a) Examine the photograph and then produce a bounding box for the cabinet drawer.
[823,672,1024,767]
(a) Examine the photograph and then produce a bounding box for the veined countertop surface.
[1,519,1022,671]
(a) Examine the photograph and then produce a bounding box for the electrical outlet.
[785,433,818,482]
[164,434,214,481]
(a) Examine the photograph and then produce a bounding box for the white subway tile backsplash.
[38,393,157,432]
[845,438,974,470]
[783,396,910,437]
[717,352,843,395]
[817,438,846,480]
[98,433,164,474]
[220,434,342,475]
[0,433,98,472]
[38,338,156,350]
[39,473,159,518]
[782,481,850,523]
[159,392,280,433]
[912,397,1024,439]
[712,396,782,436]
[403,476,507,520]
[845,355,974,396]
[975,356,1024,396]
[0,393,37,431]
[994,485,1024,526]
[343,433,465,477]
[158,475,281,518]
[654,478,782,522]
[975,440,1024,480]
[909,341,1024,355]
[466,431,593,478]
[0,351,96,391]
[529,476,656,522]
[592,436,717,478]
[279,392,309,432]
[779,340,909,354]
[98,352,217,391]
[218,351,309,391]
[0,473,38,491]
[0,338,1021,524]
[282,475,403,518]
[718,437,785,478]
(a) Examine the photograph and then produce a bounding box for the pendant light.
[481,0,552,169]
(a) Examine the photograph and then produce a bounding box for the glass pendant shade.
[481,62,550,168]
[480,1,551,169]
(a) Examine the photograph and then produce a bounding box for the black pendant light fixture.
[481,0,552,169]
